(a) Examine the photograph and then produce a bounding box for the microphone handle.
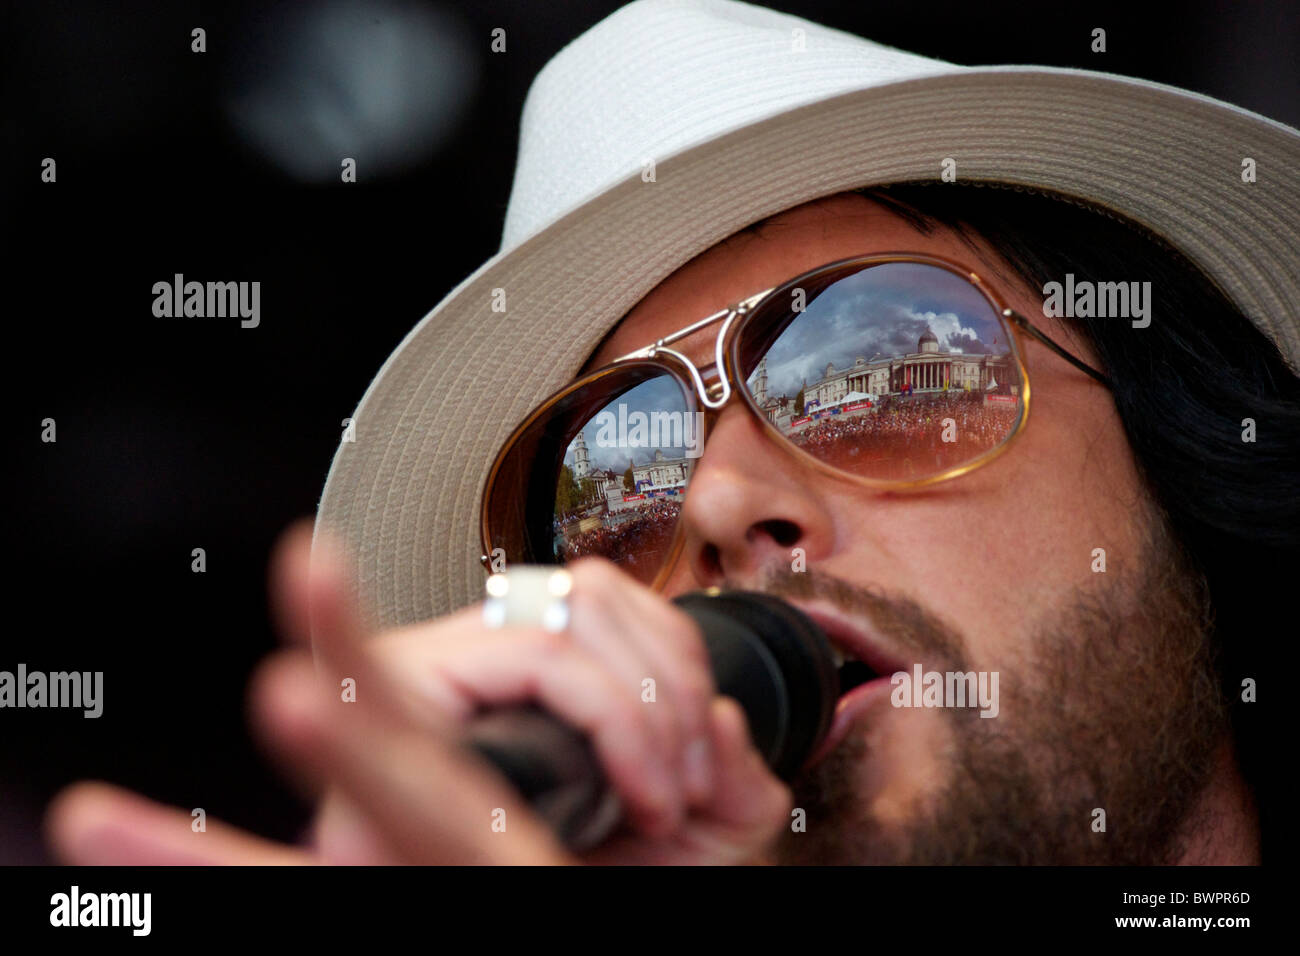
[465,705,619,851]
[465,590,837,851]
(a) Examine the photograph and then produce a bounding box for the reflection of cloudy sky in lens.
[563,375,690,472]
[753,264,1009,397]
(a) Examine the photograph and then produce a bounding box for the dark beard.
[763,517,1227,865]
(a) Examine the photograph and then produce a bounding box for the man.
[46,0,1296,864]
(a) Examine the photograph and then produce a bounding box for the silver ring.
[482,566,573,632]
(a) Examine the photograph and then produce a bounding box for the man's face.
[582,192,1225,863]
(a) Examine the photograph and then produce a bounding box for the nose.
[672,400,837,588]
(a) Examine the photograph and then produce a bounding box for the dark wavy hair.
[852,181,1298,857]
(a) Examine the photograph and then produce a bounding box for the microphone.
[464,589,839,851]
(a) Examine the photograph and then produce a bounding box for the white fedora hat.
[316,0,1300,629]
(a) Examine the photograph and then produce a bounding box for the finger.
[373,571,702,791]
[367,607,489,720]
[381,624,685,833]
[45,781,312,866]
[249,651,572,865]
[310,789,407,865]
[306,549,687,834]
[570,560,717,803]
[554,563,686,804]
[297,528,435,733]
[580,697,790,865]
[269,519,317,651]
[700,696,792,831]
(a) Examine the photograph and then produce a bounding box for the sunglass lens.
[484,365,697,583]
[737,261,1025,481]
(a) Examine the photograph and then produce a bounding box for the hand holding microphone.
[330,557,810,863]
[469,572,838,850]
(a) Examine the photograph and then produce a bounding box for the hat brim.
[316,67,1300,628]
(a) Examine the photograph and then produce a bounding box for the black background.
[3,0,1296,863]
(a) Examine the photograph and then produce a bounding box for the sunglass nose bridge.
[653,344,733,409]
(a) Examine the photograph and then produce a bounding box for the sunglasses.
[481,253,1112,587]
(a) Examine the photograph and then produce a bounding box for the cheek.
[1011,383,1150,585]
[823,390,1145,667]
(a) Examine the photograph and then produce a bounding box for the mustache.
[741,565,971,669]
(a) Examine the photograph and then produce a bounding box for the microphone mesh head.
[672,590,838,778]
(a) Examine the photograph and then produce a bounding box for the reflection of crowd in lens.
[787,394,1019,475]
[549,396,1017,568]
[563,500,682,572]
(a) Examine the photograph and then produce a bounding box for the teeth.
[829,643,856,667]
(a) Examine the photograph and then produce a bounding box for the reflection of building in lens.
[755,326,1013,427]
[588,468,622,497]
[574,431,624,496]
[633,449,691,491]
[557,434,626,525]
[823,326,1009,402]
[569,432,624,498]
[572,431,592,477]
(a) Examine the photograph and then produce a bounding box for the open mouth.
[821,620,897,700]
[833,647,882,698]
[792,606,907,769]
